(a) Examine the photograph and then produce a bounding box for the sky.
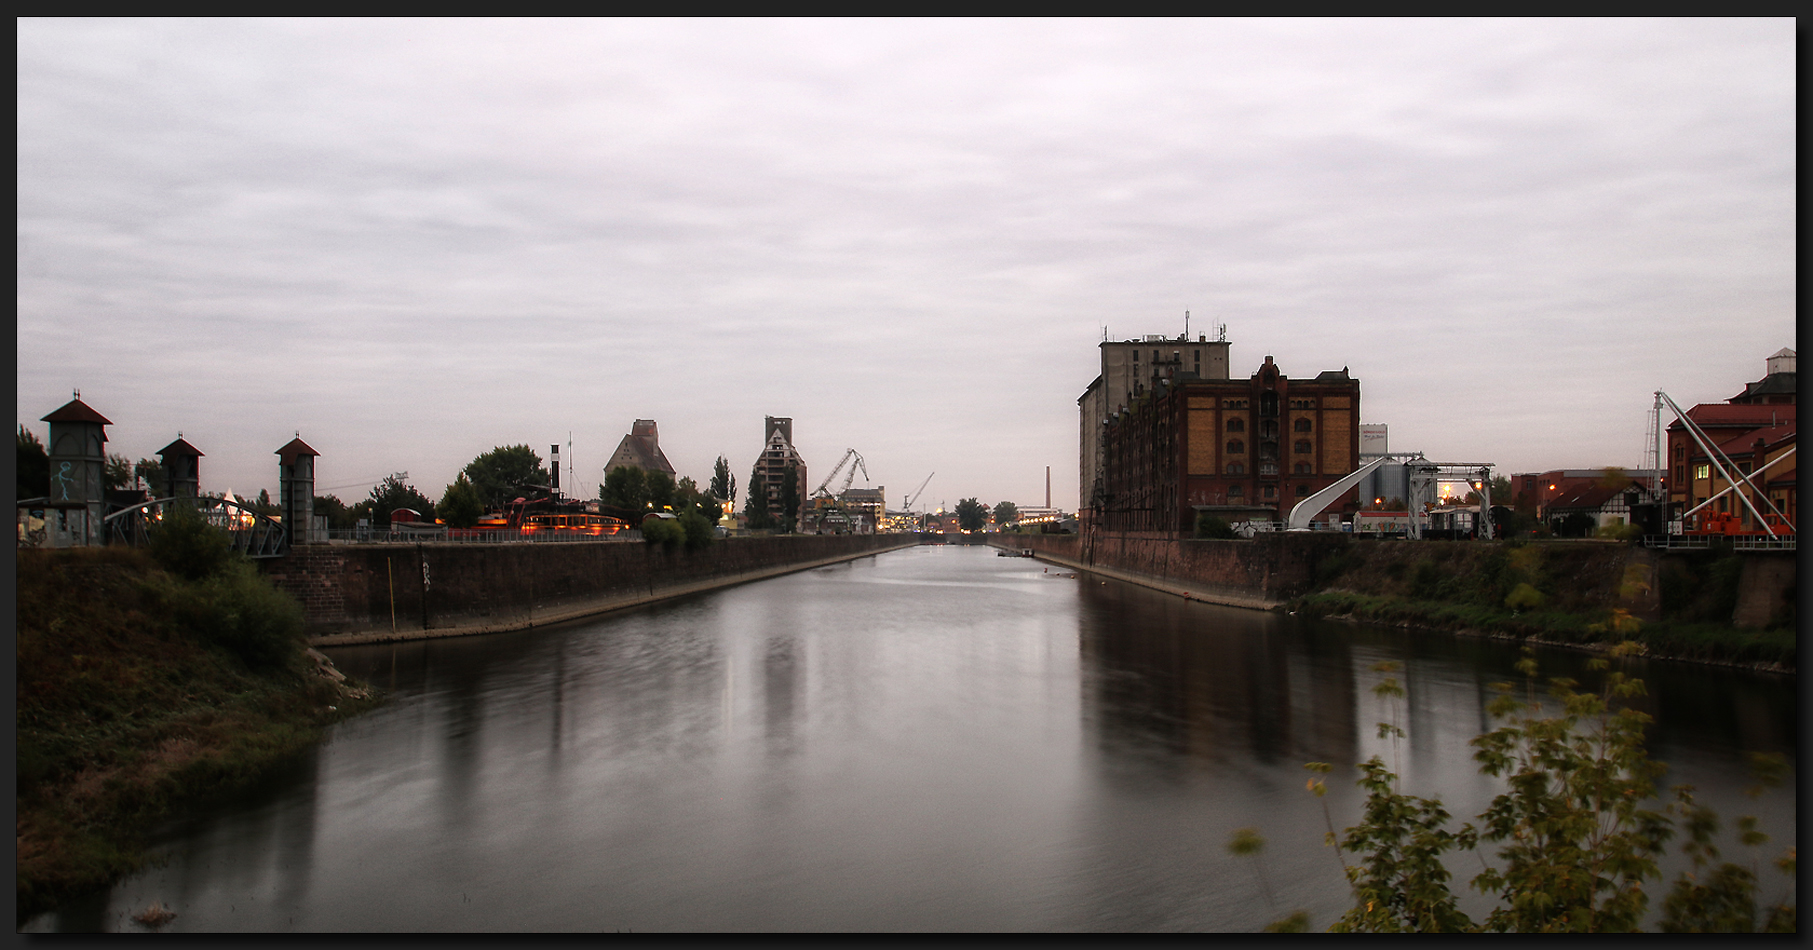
[17,18,1796,512]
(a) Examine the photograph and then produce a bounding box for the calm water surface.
[29,545,1797,932]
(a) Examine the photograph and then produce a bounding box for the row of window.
[1224,440,1317,454]
[1222,484,1313,500]
[1224,418,1314,433]
[1224,463,1317,475]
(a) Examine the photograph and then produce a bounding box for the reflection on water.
[27,546,1795,932]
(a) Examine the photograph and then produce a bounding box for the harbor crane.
[812,448,870,499]
[903,472,934,511]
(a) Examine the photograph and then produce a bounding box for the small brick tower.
[40,393,111,546]
[277,436,319,546]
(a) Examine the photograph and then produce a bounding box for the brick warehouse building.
[1094,355,1361,536]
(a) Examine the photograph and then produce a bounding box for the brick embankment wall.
[991,531,1344,610]
[263,534,917,646]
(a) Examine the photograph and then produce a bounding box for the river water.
[28,544,1797,932]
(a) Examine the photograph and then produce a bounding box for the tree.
[462,445,549,509]
[314,494,356,530]
[993,500,1019,527]
[1196,511,1237,539]
[602,465,648,511]
[672,475,721,527]
[1598,467,1633,491]
[438,474,484,528]
[743,470,773,530]
[645,471,676,511]
[779,464,801,532]
[104,453,134,491]
[711,455,737,508]
[134,457,165,495]
[955,497,989,531]
[17,425,48,499]
[252,488,280,516]
[1292,649,1795,933]
[365,473,435,526]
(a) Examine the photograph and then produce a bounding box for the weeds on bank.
[1242,648,1796,932]
[15,527,381,923]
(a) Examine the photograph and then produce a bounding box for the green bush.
[158,560,305,671]
[1196,512,1237,539]
[145,504,234,581]
[678,509,714,551]
[641,516,683,550]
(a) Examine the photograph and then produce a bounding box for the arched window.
[1295,440,1313,454]
[1295,484,1310,497]
[1226,440,1245,454]
[1294,462,1311,475]
[1226,462,1246,475]
[1294,418,1312,432]
[1227,418,1245,433]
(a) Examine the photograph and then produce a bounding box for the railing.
[319,527,643,545]
[103,495,287,558]
[1640,534,1796,551]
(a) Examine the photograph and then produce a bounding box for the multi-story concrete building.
[750,416,809,529]
[1093,354,1362,535]
[1079,332,1232,522]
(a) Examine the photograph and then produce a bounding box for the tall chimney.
[551,444,561,494]
[1046,466,1051,509]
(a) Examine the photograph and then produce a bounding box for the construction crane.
[812,448,870,499]
[903,472,934,511]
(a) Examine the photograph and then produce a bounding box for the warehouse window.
[1294,418,1312,432]
[1227,418,1244,432]
[1295,440,1313,454]
[1227,440,1245,454]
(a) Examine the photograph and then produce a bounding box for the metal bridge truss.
[1286,454,1495,539]
[103,495,288,558]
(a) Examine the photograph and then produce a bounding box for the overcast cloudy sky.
[17,18,1795,511]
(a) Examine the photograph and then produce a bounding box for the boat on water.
[996,547,1035,557]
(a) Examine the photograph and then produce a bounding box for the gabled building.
[604,419,676,477]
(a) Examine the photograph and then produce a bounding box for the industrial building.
[1087,350,1362,536]
[749,416,809,529]
[603,419,676,477]
[1666,349,1796,530]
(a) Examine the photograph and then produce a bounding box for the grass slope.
[16,546,381,923]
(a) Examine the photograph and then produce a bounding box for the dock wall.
[265,534,918,647]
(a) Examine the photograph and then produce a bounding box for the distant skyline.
[18,18,1795,511]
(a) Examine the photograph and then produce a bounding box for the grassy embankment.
[1292,539,1795,670]
[16,534,382,923]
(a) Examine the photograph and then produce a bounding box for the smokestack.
[1046,466,1051,509]
[551,444,561,494]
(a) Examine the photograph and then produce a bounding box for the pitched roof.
[1671,404,1796,428]
[276,437,320,465]
[1545,481,1639,512]
[1731,372,1796,401]
[41,397,111,426]
[157,437,204,458]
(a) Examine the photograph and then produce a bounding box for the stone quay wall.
[992,531,1343,609]
[992,531,1793,630]
[265,534,918,647]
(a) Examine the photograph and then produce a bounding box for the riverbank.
[269,534,919,647]
[15,547,381,923]
[994,533,1795,672]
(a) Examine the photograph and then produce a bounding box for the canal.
[28,544,1797,932]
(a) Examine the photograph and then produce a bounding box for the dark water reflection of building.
[1077,580,1359,772]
